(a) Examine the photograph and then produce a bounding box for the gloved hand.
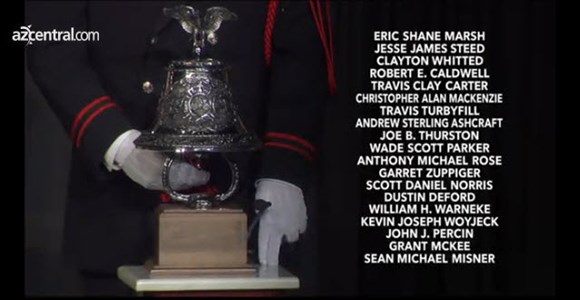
[104,129,210,190]
[255,178,307,266]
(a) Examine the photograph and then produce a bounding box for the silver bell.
[134,5,260,207]
[135,58,260,153]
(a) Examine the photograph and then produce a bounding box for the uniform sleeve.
[258,1,330,190]
[26,1,132,176]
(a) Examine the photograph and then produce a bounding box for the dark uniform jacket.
[26,0,331,274]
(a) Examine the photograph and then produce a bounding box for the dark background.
[25,0,555,296]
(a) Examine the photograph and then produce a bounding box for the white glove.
[255,178,307,266]
[104,129,210,190]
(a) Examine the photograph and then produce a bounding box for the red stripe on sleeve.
[70,96,111,140]
[74,103,119,148]
[264,141,313,161]
[265,132,316,153]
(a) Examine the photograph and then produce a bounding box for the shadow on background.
[25,67,82,296]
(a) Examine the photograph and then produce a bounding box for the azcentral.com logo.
[12,25,100,45]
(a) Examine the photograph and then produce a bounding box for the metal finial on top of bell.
[134,5,260,208]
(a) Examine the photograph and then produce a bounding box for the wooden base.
[155,203,248,269]
[144,258,255,278]
[146,265,257,278]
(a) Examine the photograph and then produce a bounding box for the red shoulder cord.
[309,0,336,95]
[264,0,336,95]
[264,0,280,68]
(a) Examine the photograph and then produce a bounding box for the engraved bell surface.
[156,59,234,134]
[134,58,261,153]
